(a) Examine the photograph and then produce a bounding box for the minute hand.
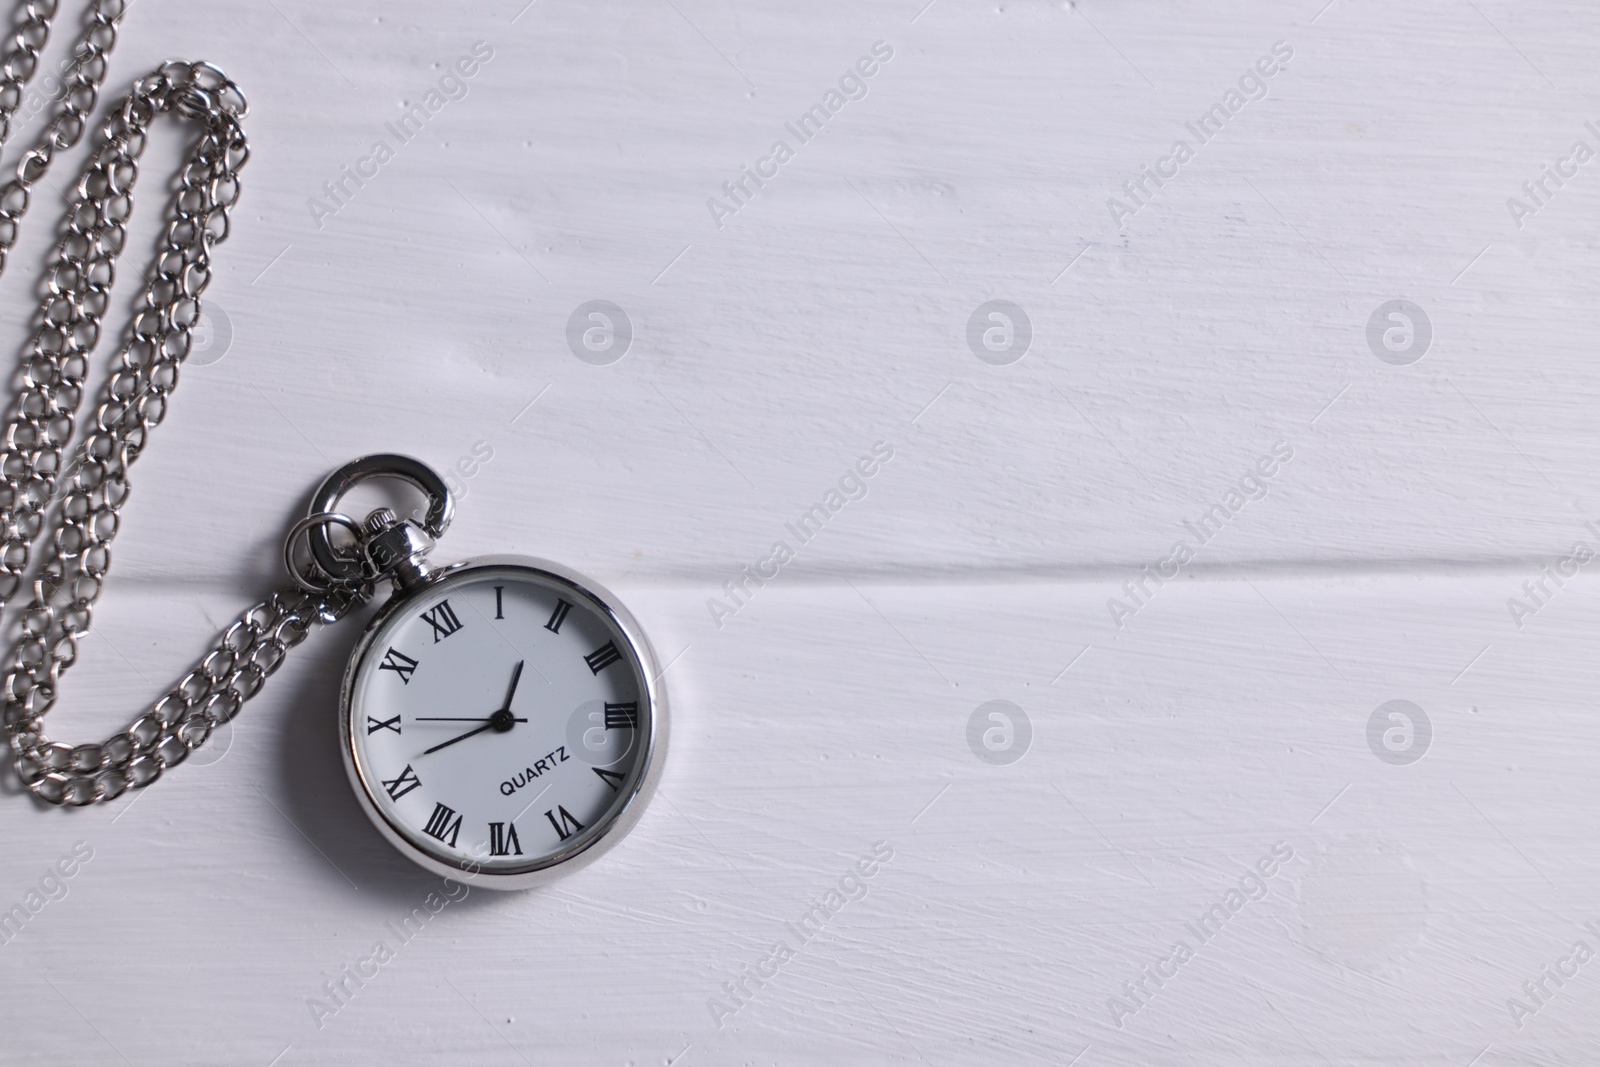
[421,722,497,755]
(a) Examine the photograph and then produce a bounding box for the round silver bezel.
[339,554,666,890]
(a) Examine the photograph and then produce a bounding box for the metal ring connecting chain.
[0,8,360,806]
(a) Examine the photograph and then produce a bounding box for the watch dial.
[348,566,651,873]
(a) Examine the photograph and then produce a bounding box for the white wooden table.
[3,1,1598,1063]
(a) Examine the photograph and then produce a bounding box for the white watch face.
[346,564,653,875]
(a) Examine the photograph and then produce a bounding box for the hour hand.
[501,660,524,712]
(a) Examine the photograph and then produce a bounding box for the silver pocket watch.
[305,456,668,888]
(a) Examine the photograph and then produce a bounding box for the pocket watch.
[307,456,668,888]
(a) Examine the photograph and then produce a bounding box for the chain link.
[0,15,365,805]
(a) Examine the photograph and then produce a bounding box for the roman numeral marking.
[544,805,586,841]
[494,585,505,620]
[545,598,573,634]
[382,764,421,802]
[366,714,401,735]
[593,766,627,792]
[488,821,523,856]
[420,600,464,643]
[584,641,621,675]
[422,802,463,847]
[604,702,638,729]
[378,648,418,684]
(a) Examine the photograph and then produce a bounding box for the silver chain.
[0,4,369,806]
[0,0,120,276]
[0,1,58,151]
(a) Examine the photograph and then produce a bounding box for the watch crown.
[360,508,435,592]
